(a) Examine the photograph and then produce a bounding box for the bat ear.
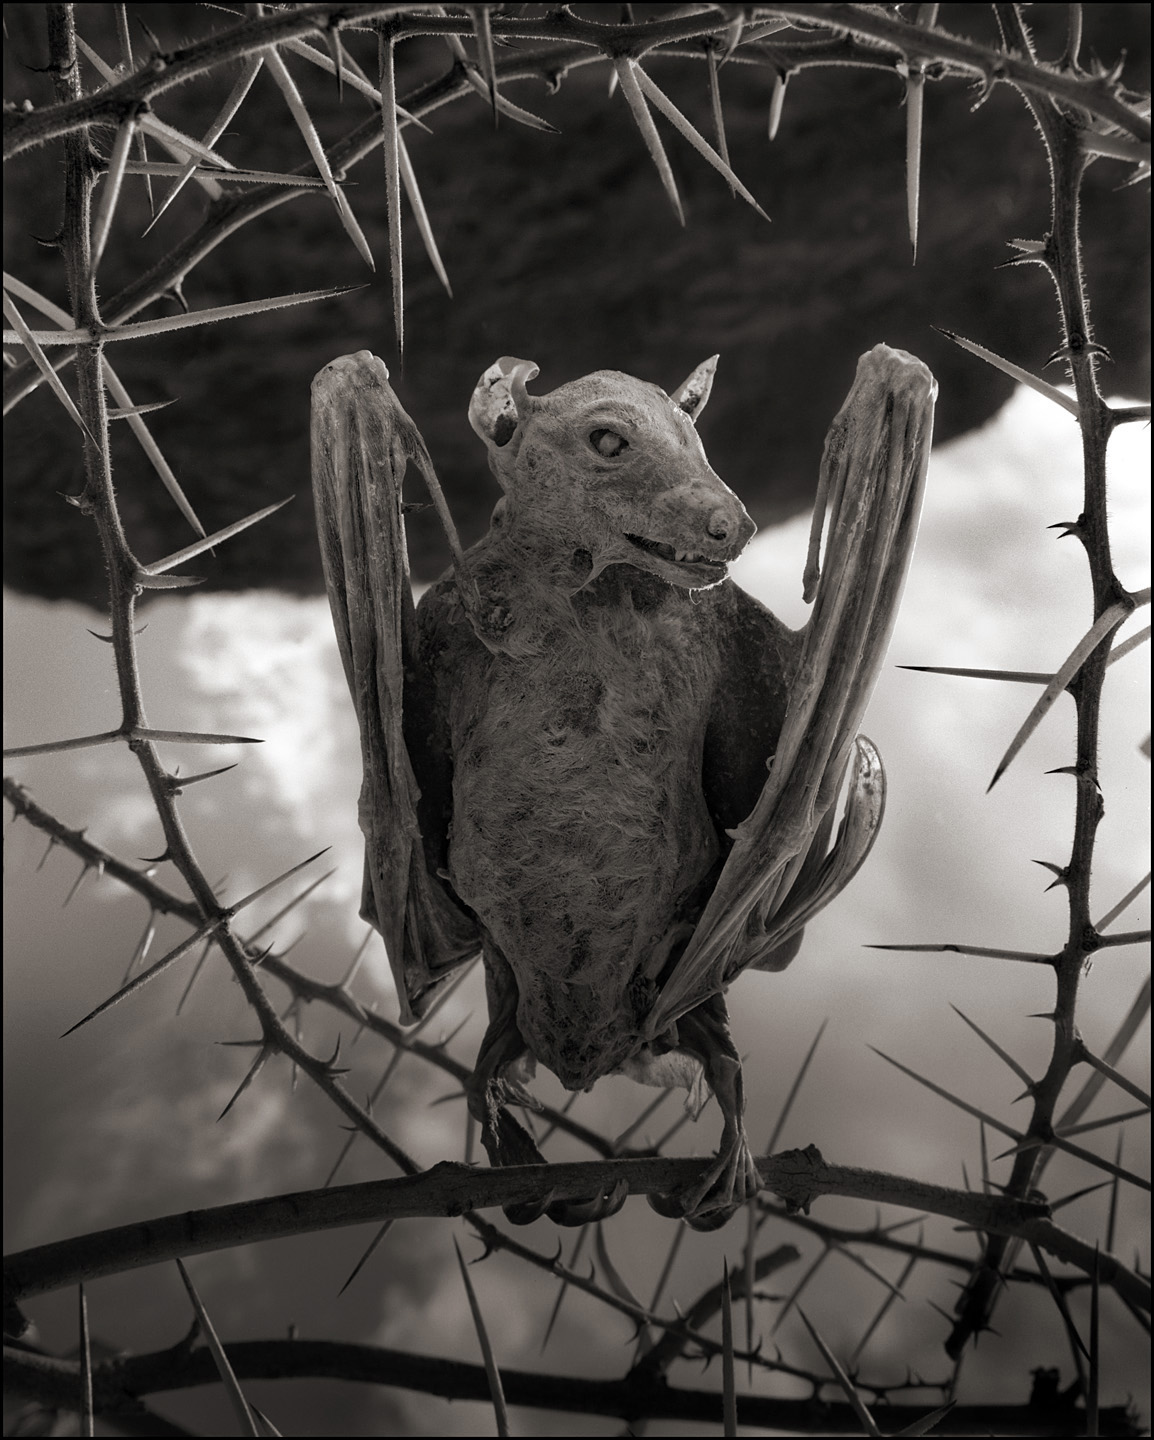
[670,354,719,424]
[468,356,540,449]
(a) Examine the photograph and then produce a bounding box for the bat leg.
[649,992,759,1231]
[467,948,628,1226]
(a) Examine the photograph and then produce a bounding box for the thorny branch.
[940,1,1151,1360]
[3,2,1148,406]
[2,2,1147,161]
[27,0,424,1191]
[6,1340,1143,1436]
[13,1145,1145,1308]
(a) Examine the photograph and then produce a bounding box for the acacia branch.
[29,1,424,1192]
[943,3,1149,1359]
[6,9,1145,413]
[3,776,199,921]
[5,4,1145,163]
[6,1341,1136,1436]
[7,1146,1147,1313]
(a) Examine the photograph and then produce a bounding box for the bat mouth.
[624,533,730,584]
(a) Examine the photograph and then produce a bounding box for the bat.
[311,344,936,1228]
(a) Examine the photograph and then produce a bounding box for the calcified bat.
[311,344,936,1228]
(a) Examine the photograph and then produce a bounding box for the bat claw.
[503,1178,630,1227]
[649,1132,760,1231]
[503,1187,559,1226]
[546,1177,630,1226]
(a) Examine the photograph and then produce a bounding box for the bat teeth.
[625,533,717,567]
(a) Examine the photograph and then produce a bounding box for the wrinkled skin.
[311,348,936,1228]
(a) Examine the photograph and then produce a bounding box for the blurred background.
[3,4,1150,1435]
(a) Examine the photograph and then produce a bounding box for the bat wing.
[647,344,937,1039]
[312,352,481,1023]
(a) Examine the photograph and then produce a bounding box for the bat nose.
[706,503,755,550]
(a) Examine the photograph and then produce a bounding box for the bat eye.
[590,429,628,458]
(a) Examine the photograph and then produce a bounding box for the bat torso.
[423,560,731,1089]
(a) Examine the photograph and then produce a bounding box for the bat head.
[467,356,756,589]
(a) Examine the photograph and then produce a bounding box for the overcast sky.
[4,384,1149,1435]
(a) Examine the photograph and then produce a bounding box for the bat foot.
[471,1079,631,1226]
[473,1105,553,1226]
[648,1130,761,1232]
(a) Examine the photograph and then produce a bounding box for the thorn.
[136,17,162,53]
[470,3,499,127]
[138,497,292,578]
[1099,51,1128,86]
[63,862,94,907]
[1049,1180,1112,1213]
[1032,860,1070,891]
[719,14,744,63]
[227,847,332,917]
[1008,236,1048,255]
[320,1032,350,1077]
[1044,341,1113,368]
[995,251,1052,272]
[166,762,238,793]
[322,22,345,102]
[135,571,205,591]
[768,71,788,142]
[1047,518,1083,539]
[218,1043,274,1120]
[62,920,221,1036]
[898,663,1052,684]
[904,61,924,264]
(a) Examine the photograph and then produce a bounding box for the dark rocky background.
[3,4,1148,611]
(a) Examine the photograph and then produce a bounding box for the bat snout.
[672,487,755,563]
[703,500,756,558]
